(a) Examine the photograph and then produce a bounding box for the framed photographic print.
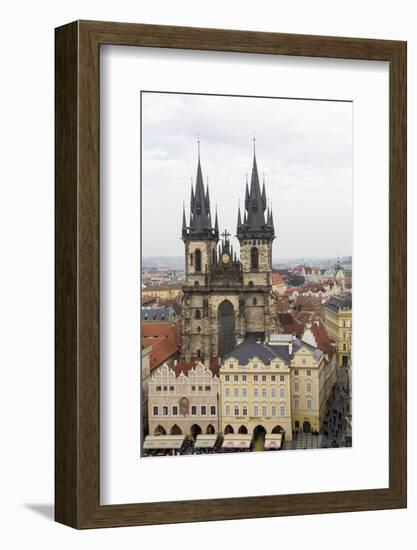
[55,20,407,528]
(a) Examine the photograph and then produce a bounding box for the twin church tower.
[181,143,279,361]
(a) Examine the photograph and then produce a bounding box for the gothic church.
[181,145,279,361]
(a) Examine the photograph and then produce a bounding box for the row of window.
[155,385,213,393]
[224,386,286,399]
[293,369,312,375]
[294,399,313,410]
[224,374,286,382]
[224,404,286,417]
[226,363,283,371]
[226,366,312,375]
[293,381,313,393]
[152,405,216,417]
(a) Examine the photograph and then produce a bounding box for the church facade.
[180,147,280,362]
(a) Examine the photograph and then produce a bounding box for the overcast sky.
[141,92,352,260]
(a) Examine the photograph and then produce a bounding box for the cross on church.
[221,229,231,241]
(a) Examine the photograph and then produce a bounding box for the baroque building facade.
[181,147,279,361]
[147,362,220,438]
[219,328,337,440]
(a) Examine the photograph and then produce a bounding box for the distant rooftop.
[323,293,352,312]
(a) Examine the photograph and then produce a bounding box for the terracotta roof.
[277,297,291,312]
[292,311,312,326]
[294,295,322,311]
[278,313,304,337]
[311,320,335,358]
[272,272,285,286]
[141,321,181,370]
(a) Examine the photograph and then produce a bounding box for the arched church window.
[195,309,201,319]
[253,297,257,306]
[250,247,259,270]
[195,249,202,272]
[218,300,236,358]
[248,281,254,288]
[190,253,193,266]
[197,326,201,333]
[194,281,199,286]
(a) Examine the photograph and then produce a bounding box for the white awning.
[194,435,218,449]
[265,434,282,449]
[143,435,185,450]
[222,434,252,449]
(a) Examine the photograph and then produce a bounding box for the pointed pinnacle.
[182,202,187,230]
[237,205,242,228]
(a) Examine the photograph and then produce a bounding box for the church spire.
[247,146,266,230]
[215,206,219,234]
[236,140,275,241]
[183,143,218,241]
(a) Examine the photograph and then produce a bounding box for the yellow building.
[219,332,332,441]
[289,329,328,434]
[220,336,292,441]
[321,294,352,367]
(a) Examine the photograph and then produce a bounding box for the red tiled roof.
[141,321,181,370]
[272,272,285,286]
[294,295,322,311]
[277,297,291,312]
[312,320,335,358]
[292,311,312,325]
[278,313,304,337]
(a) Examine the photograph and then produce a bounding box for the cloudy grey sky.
[141,92,352,260]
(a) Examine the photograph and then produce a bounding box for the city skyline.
[142,91,353,259]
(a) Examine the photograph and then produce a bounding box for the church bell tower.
[236,142,275,288]
[181,145,219,361]
[182,145,219,286]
